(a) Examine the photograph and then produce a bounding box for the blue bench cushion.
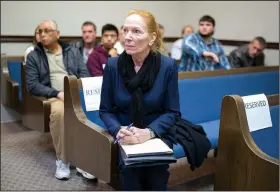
[8,61,22,101]
[251,105,279,159]
[79,89,105,128]
[179,71,279,124]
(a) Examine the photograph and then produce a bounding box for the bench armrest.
[64,75,118,183]
[22,93,51,132]
[215,95,279,190]
[31,96,49,103]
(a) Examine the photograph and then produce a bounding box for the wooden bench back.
[179,66,279,79]
[1,54,9,106]
[214,94,279,191]
[1,54,21,111]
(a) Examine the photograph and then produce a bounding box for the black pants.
[119,163,170,191]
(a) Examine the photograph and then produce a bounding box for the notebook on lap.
[120,138,177,166]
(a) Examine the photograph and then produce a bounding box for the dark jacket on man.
[163,116,211,171]
[26,40,90,98]
[228,44,265,68]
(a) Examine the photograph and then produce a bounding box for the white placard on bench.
[81,77,103,112]
[242,94,272,132]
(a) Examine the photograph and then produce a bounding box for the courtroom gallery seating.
[1,54,23,113]
[214,94,279,191]
[0,57,51,132]
[63,65,279,189]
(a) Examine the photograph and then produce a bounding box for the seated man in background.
[70,21,99,64]
[26,20,95,180]
[228,36,267,68]
[114,25,125,55]
[87,24,118,76]
[179,15,231,71]
[171,25,194,60]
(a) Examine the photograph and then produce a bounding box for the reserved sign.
[242,94,272,132]
[81,77,103,111]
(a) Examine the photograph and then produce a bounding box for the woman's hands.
[116,126,152,145]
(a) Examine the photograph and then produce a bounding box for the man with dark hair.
[70,21,99,64]
[87,24,119,76]
[228,36,267,67]
[179,15,231,71]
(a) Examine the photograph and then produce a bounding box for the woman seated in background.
[99,9,180,191]
[171,25,194,60]
[24,26,40,62]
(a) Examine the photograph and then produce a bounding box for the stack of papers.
[120,138,177,166]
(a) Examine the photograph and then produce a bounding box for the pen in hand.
[114,123,134,144]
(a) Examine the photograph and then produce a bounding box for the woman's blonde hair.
[32,25,40,46]
[127,10,165,54]
[181,25,194,35]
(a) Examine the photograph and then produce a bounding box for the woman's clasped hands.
[116,126,152,145]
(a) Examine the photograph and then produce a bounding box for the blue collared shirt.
[179,33,231,72]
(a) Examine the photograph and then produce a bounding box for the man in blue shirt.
[179,15,231,71]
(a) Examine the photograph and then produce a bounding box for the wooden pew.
[1,54,23,113]
[214,94,279,191]
[63,75,216,190]
[63,66,279,190]
[21,62,51,132]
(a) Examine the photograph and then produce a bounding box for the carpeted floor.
[1,121,214,191]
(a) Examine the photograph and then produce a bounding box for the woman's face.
[123,14,151,56]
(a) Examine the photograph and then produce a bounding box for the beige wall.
[1,1,183,36]
[1,1,279,65]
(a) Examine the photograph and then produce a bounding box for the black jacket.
[26,40,90,98]
[163,116,211,171]
[228,44,265,68]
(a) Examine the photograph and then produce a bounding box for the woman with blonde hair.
[24,25,40,62]
[171,25,194,60]
[99,10,180,190]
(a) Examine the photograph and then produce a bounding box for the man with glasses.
[25,20,95,180]
[228,37,267,68]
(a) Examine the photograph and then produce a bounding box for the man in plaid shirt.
[179,15,231,72]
